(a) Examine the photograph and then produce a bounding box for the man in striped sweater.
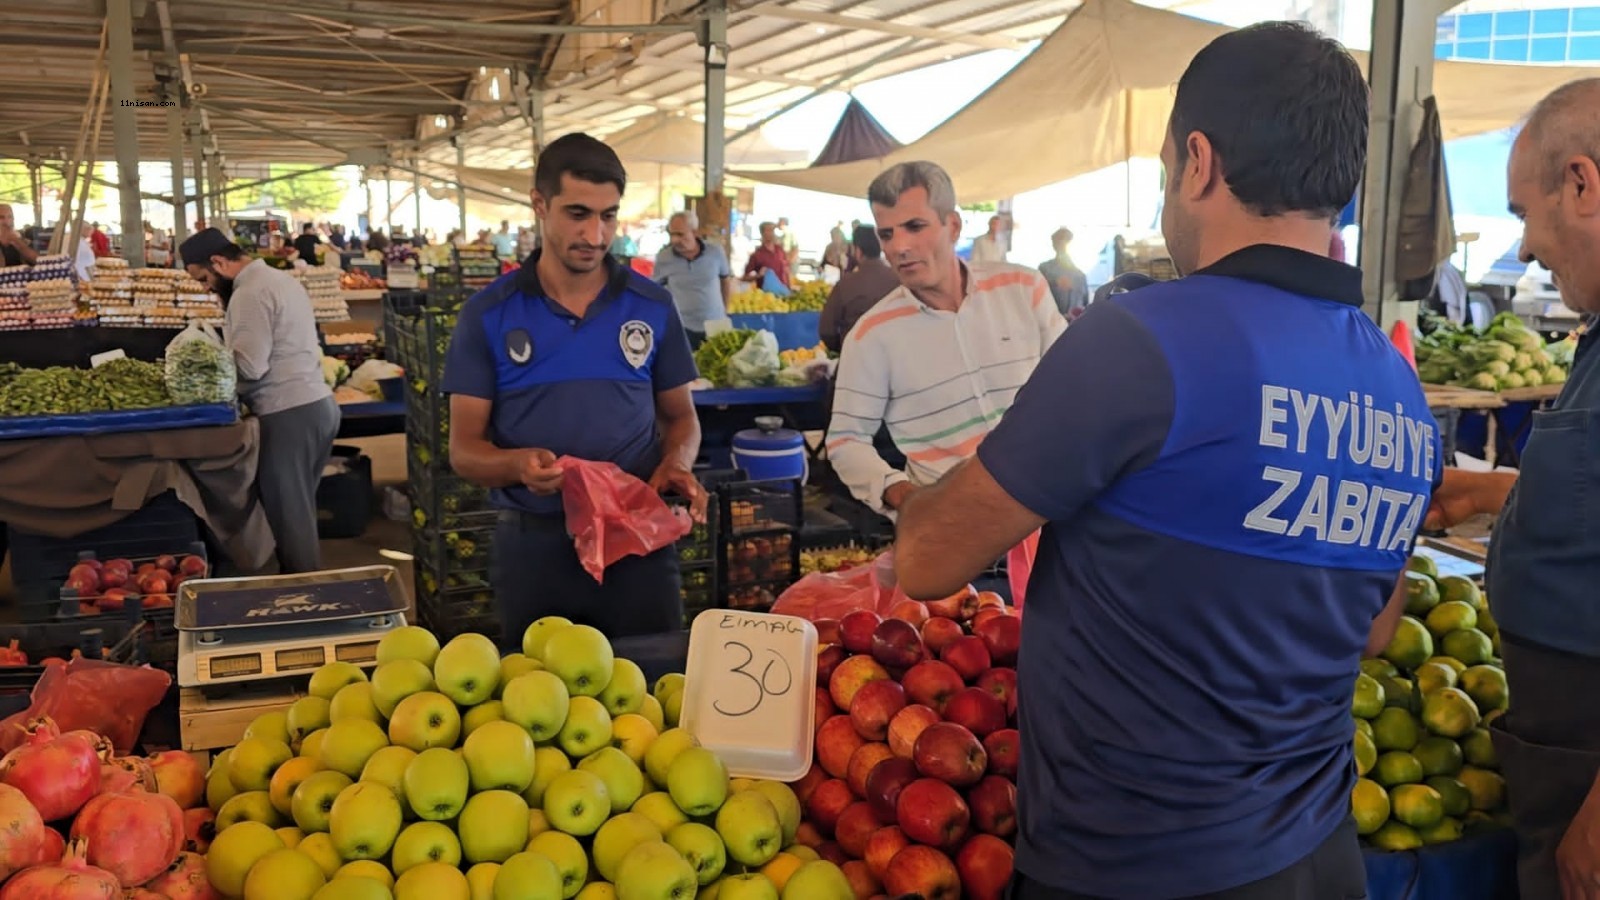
[827,161,1066,516]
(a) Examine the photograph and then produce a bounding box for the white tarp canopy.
[736,0,1600,203]
[606,115,811,169]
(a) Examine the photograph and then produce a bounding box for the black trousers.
[491,511,684,651]
[1493,636,1600,900]
[1008,820,1367,900]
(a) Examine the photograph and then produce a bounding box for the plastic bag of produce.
[556,457,693,583]
[344,359,404,398]
[0,658,171,754]
[164,323,236,405]
[727,330,781,388]
[771,561,890,620]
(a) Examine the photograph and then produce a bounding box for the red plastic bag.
[557,457,693,584]
[0,658,172,753]
[1007,530,1040,611]
[772,549,903,621]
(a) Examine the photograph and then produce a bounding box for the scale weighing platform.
[175,566,409,688]
[1415,536,1488,582]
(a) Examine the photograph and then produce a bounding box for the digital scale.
[175,566,409,688]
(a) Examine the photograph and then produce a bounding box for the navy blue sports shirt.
[977,245,1443,898]
[441,253,698,516]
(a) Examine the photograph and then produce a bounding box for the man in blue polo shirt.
[442,133,706,646]
[896,23,1441,899]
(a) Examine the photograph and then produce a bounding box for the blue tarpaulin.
[728,312,821,351]
[1363,829,1518,900]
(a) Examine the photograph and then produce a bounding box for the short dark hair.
[1170,21,1367,219]
[534,133,627,200]
[302,224,314,233]
[1522,78,1600,192]
[851,225,881,259]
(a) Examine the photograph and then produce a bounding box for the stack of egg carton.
[24,254,76,330]
[132,268,185,327]
[174,274,224,326]
[85,257,138,327]
[0,265,28,332]
[295,266,347,323]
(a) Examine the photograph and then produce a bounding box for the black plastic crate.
[409,463,493,530]
[680,563,718,623]
[721,479,803,535]
[670,495,719,565]
[8,493,199,612]
[416,559,492,596]
[413,522,495,574]
[725,579,786,612]
[415,583,500,642]
[404,380,451,448]
[317,446,373,539]
[721,531,798,604]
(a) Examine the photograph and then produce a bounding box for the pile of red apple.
[61,554,208,615]
[789,586,1023,900]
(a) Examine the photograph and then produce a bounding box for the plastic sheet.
[0,657,171,754]
[557,457,693,584]
[0,402,237,441]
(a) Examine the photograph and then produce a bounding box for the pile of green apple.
[198,620,857,900]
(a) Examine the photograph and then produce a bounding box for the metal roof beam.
[167,2,698,37]
[745,5,1026,51]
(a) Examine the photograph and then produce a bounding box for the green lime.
[1352,673,1386,719]
[1425,601,1478,641]
[1460,728,1499,769]
[1458,766,1507,811]
[1380,676,1419,714]
[1436,575,1483,612]
[1369,821,1424,851]
[1477,606,1500,638]
[1413,661,1458,696]
[1413,736,1464,777]
[1426,656,1467,676]
[1374,751,1424,787]
[1419,816,1464,845]
[1404,572,1441,616]
[1442,629,1495,666]
[1355,718,1374,740]
[1351,778,1390,836]
[1390,783,1445,829]
[1354,730,1378,777]
[1361,658,1399,681]
[1421,688,1482,739]
[1458,665,1509,714]
[1382,617,1435,673]
[1426,776,1472,818]
[1407,555,1439,579]
[1372,707,1420,751]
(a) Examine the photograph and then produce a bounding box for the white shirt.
[970,234,1006,263]
[827,261,1066,514]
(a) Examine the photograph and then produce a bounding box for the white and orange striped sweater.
[826,261,1067,514]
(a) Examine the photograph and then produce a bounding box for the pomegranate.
[30,829,63,868]
[0,783,48,881]
[146,753,204,810]
[0,719,104,821]
[127,891,167,900]
[69,792,183,887]
[97,757,156,797]
[143,852,216,900]
[181,809,215,854]
[0,839,118,899]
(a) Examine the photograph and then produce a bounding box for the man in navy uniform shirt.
[896,23,1442,899]
[1427,79,1600,900]
[442,133,706,646]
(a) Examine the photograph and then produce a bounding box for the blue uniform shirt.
[977,245,1442,898]
[1488,320,1600,658]
[441,253,698,516]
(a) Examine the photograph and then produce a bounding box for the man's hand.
[1557,784,1600,899]
[884,481,918,511]
[520,448,563,495]
[1425,469,1518,531]
[650,462,708,523]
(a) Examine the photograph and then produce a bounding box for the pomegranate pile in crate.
[61,553,208,614]
[792,586,1023,900]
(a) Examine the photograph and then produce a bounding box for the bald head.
[1522,78,1600,192]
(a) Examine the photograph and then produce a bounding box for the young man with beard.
[894,23,1441,899]
[180,228,338,574]
[1426,78,1600,900]
[826,160,1064,518]
[442,133,706,646]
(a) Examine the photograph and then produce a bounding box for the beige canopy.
[736,0,1597,203]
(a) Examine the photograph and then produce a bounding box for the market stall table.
[693,383,829,470]
[0,326,181,368]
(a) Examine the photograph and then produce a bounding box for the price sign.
[681,609,818,780]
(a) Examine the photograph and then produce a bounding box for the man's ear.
[1182,131,1219,201]
[1566,155,1600,217]
[531,191,549,220]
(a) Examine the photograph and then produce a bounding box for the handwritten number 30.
[713,641,794,717]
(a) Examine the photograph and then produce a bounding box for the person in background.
[366,229,390,253]
[145,224,172,267]
[893,23,1420,899]
[492,219,516,259]
[445,229,463,247]
[609,223,638,261]
[1038,226,1090,318]
[73,226,95,281]
[827,161,1064,518]
[328,224,348,250]
[654,210,731,349]
[0,205,38,266]
[516,225,537,259]
[742,221,792,289]
[476,228,494,248]
[1425,77,1600,900]
[777,216,799,270]
[180,228,339,574]
[293,224,321,268]
[821,226,850,273]
[970,215,1008,263]
[441,133,706,647]
[819,225,898,354]
[88,222,111,258]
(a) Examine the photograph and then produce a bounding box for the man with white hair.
[653,210,731,348]
[0,205,37,266]
[827,160,1065,516]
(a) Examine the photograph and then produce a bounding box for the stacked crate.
[384,299,500,641]
[718,479,804,611]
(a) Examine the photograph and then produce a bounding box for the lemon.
[1403,572,1441,616]
[1441,629,1495,666]
[1369,821,1424,851]
[1406,556,1439,579]
[1457,767,1507,811]
[1412,736,1464,777]
[1421,688,1482,739]
[1374,751,1424,787]
[1351,778,1390,836]
[1458,665,1509,713]
[1425,776,1472,818]
[1460,728,1499,769]
[1425,601,1477,640]
[1413,662,1458,696]
[1352,673,1386,719]
[1419,816,1464,845]
[1361,658,1399,681]
[1390,783,1445,829]
[1382,617,1434,673]
[1372,707,1420,752]
[1355,718,1374,740]
[1436,575,1483,612]
[1354,731,1378,777]
[1426,656,1467,676]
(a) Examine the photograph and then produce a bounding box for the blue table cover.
[1363,829,1518,900]
[0,402,237,441]
[337,400,404,418]
[692,384,826,407]
[728,311,821,350]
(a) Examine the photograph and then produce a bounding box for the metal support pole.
[455,138,467,239]
[208,155,227,233]
[1359,1,1437,329]
[106,0,145,266]
[166,100,188,245]
[27,160,41,228]
[700,0,728,205]
[412,164,422,237]
[190,130,208,228]
[362,173,372,236]
[384,167,393,232]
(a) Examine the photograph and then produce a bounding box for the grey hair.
[1523,78,1600,192]
[867,161,958,221]
[668,210,698,230]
